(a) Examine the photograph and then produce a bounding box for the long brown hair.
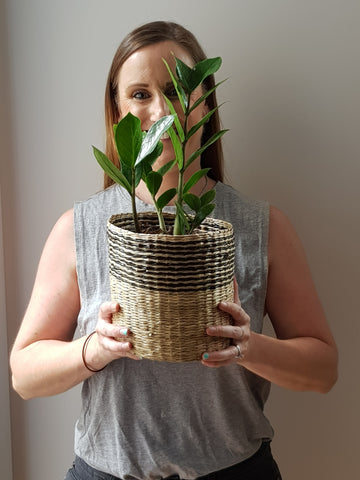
[104,21,224,189]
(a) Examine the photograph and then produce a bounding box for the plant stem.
[131,169,140,233]
[173,93,191,235]
[173,171,184,235]
[152,195,167,233]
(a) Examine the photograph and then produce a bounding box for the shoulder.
[268,205,307,269]
[42,208,75,267]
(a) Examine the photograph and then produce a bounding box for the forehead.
[118,41,194,85]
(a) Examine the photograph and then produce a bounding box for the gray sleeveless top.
[73,182,273,480]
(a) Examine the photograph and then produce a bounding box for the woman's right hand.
[84,301,142,371]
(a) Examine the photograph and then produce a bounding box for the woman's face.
[116,41,208,167]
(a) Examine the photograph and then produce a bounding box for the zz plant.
[93,55,227,235]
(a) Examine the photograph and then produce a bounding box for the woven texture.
[108,212,235,362]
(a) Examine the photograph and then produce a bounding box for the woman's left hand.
[201,279,251,367]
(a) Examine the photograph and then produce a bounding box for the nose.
[149,94,170,122]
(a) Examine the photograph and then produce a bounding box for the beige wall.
[2,1,359,479]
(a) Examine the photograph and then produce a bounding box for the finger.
[207,324,247,341]
[202,345,242,367]
[233,277,241,305]
[97,321,132,340]
[98,301,120,323]
[218,301,250,327]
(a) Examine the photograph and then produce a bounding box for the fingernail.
[120,328,129,336]
[220,301,228,307]
[203,353,209,360]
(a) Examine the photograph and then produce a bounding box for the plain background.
[1,0,359,479]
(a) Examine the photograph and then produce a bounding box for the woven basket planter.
[107,212,235,362]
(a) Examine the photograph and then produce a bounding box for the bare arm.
[202,206,338,393]
[10,209,137,399]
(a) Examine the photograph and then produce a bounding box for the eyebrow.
[125,82,174,90]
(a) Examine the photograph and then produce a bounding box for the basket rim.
[107,212,233,240]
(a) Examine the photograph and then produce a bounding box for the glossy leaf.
[183,193,201,211]
[163,59,188,111]
[144,171,162,197]
[188,79,227,114]
[141,141,163,168]
[136,115,174,165]
[192,203,215,230]
[176,57,222,93]
[162,95,185,142]
[183,168,210,194]
[174,58,194,93]
[186,129,228,168]
[114,113,142,167]
[200,188,216,206]
[157,158,177,177]
[157,188,177,210]
[168,126,184,170]
[92,146,131,193]
[187,105,221,139]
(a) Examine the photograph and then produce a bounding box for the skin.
[10,41,338,399]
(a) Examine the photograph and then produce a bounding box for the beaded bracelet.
[82,331,107,373]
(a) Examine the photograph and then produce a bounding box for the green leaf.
[141,141,163,168]
[200,188,216,206]
[121,163,133,187]
[187,105,221,139]
[186,129,228,168]
[114,113,142,167]
[176,57,222,93]
[92,146,132,193]
[175,58,194,93]
[183,168,210,194]
[144,171,162,197]
[163,58,188,111]
[192,203,215,231]
[141,159,153,179]
[188,79,227,114]
[134,163,144,188]
[157,158,177,177]
[168,126,184,170]
[183,193,201,211]
[162,95,185,142]
[136,115,174,165]
[157,188,177,210]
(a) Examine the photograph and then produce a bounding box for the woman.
[10,21,338,480]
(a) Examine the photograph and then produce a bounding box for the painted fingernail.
[203,353,209,360]
[120,328,129,336]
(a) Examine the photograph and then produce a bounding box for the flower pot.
[107,212,235,362]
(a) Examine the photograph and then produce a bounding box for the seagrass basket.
[107,212,235,362]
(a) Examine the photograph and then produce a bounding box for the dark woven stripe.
[108,245,235,266]
[108,213,235,292]
[110,274,234,293]
[109,254,234,278]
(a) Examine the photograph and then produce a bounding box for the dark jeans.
[65,441,282,480]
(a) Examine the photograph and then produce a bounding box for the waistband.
[71,441,280,480]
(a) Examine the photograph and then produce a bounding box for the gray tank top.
[73,182,273,479]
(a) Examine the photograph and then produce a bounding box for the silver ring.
[235,344,242,358]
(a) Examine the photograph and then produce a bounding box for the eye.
[132,91,150,100]
[164,86,178,99]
